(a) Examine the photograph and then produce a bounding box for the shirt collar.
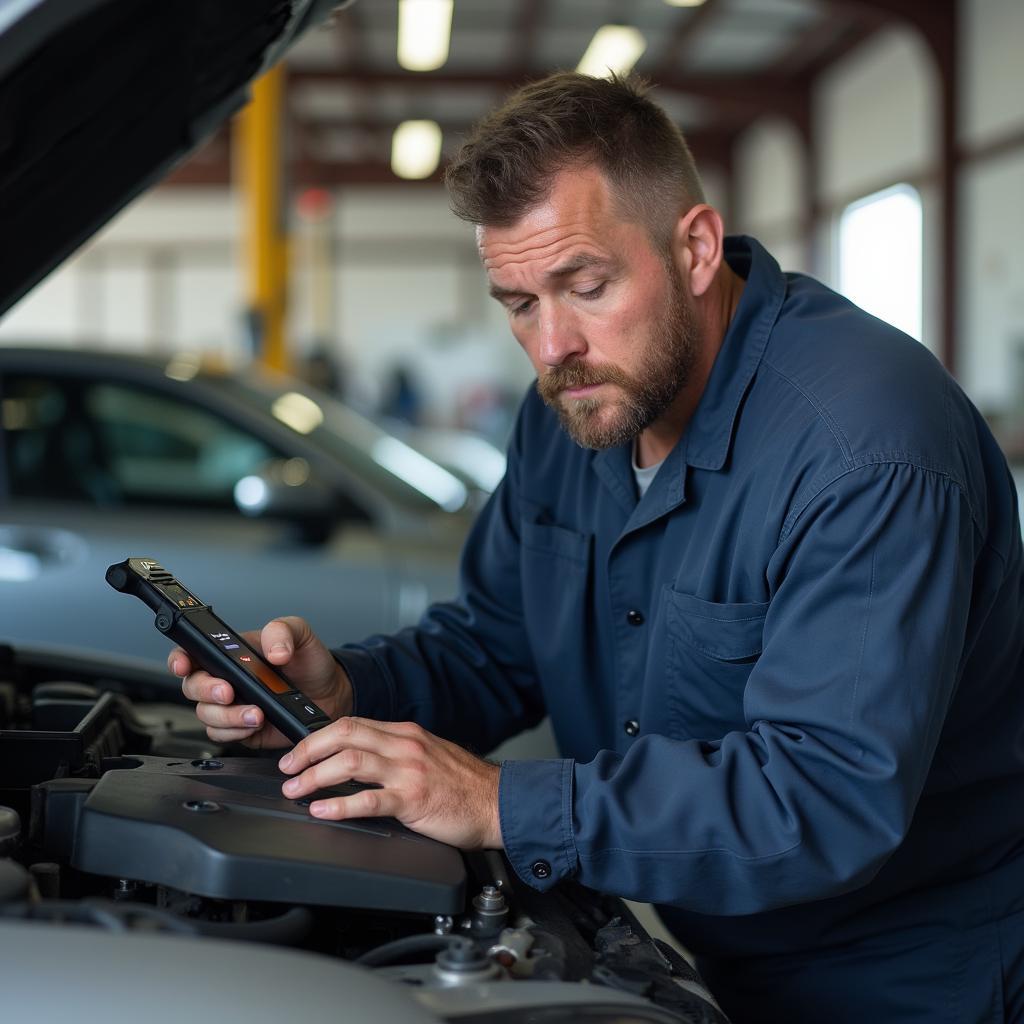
[591,235,786,512]
[683,235,786,471]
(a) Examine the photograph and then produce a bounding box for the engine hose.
[188,905,313,945]
[355,932,465,967]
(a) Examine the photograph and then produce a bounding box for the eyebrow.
[488,253,615,302]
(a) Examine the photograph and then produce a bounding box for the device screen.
[186,607,292,695]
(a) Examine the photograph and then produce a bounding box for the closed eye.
[575,282,606,301]
[510,298,535,317]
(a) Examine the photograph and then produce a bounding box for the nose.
[537,302,586,367]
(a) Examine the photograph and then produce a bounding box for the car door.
[0,367,436,671]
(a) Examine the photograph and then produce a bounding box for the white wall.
[961,149,1024,411]
[815,28,938,209]
[961,0,1024,149]
[815,27,940,356]
[958,0,1024,411]
[730,1,1024,394]
[733,117,807,273]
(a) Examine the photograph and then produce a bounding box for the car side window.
[3,375,281,509]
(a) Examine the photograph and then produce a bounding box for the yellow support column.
[237,64,290,373]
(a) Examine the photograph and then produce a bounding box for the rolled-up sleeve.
[500,461,978,910]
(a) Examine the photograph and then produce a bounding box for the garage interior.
[1,0,1024,1018]
[4,0,1021,462]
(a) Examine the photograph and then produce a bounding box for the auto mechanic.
[172,73,1024,1023]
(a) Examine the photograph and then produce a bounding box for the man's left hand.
[278,717,503,850]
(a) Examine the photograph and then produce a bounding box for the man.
[173,74,1024,1021]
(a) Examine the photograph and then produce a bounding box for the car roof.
[0,0,343,319]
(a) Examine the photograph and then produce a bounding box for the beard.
[535,272,698,450]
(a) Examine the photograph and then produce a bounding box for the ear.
[670,204,725,299]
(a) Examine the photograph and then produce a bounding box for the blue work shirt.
[336,237,1024,974]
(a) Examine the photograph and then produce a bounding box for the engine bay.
[0,642,728,1023]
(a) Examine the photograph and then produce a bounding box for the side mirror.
[232,459,337,542]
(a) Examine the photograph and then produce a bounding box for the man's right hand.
[169,616,353,749]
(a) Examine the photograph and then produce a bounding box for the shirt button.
[626,609,644,626]
[531,860,552,880]
[624,719,640,737]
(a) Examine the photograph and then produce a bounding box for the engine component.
[0,859,32,904]
[70,755,465,914]
[0,805,21,855]
[432,937,502,987]
[469,883,508,939]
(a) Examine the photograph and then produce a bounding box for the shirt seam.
[577,838,802,862]
[760,358,854,468]
[780,461,980,544]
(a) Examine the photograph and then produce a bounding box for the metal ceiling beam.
[830,0,954,41]
[288,68,808,120]
[653,0,722,81]
[164,123,739,188]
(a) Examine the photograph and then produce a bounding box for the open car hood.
[0,0,343,318]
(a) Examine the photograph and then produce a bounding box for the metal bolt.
[182,799,221,813]
[474,886,506,912]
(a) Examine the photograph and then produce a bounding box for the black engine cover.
[71,756,465,914]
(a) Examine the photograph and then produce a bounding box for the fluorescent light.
[271,391,325,434]
[392,120,442,180]
[398,0,453,72]
[577,25,647,79]
[372,437,468,512]
[664,0,707,7]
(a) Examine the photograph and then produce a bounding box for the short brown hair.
[445,72,705,246]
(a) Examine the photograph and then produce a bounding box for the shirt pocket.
[662,588,769,741]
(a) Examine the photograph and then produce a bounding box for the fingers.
[178,666,264,741]
[280,717,421,777]
[281,746,390,799]
[260,616,316,665]
[194,692,264,733]
[307,786,401,821]
[273,717,502,847]
[167,647,193,678]
[180,668,235,707]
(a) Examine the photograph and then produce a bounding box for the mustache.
[536,360,633,401]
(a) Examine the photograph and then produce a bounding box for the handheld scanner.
[105,557,331,745]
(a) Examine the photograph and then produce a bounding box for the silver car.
[0,346,477,667]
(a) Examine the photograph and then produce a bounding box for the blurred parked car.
[0,345,490,667]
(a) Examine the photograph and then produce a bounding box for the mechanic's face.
[480,164,697,450]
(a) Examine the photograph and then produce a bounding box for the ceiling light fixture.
[391,120,443,179]
[577,25,647,79]
[397,0,454,72]
[663,0,708,7]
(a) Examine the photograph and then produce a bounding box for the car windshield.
[209,368,471,515]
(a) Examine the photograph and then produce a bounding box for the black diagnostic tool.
[105,557,331,744]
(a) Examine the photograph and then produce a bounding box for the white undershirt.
[632,441,666,499]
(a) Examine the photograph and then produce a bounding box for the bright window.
[838,184,923,342]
